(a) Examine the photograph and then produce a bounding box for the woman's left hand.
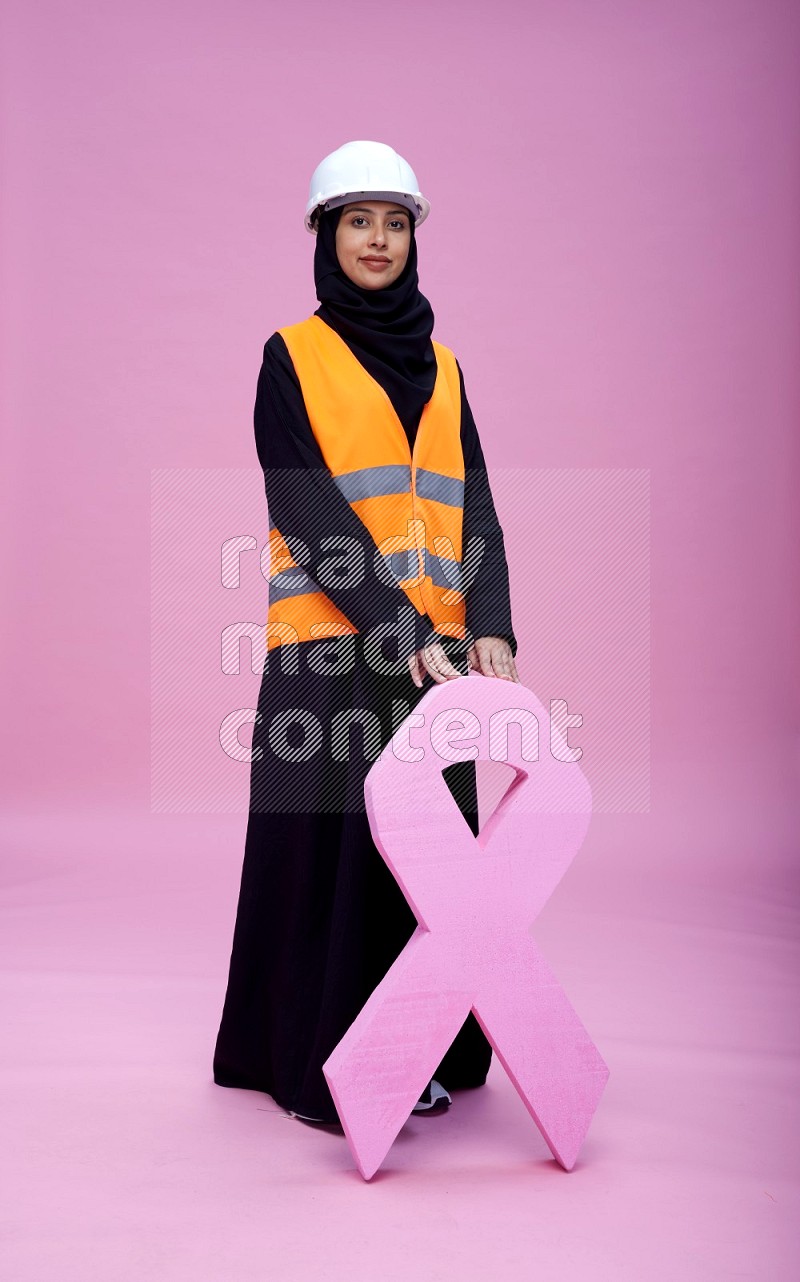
[467,636,521,683]
[408,639,463,688]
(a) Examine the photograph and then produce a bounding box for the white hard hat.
[305,140,430,235]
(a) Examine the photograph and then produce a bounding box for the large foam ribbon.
[322,672,609,1179]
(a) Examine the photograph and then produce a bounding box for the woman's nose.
[369,225,387,246]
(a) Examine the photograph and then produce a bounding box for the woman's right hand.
[407,639,463,688]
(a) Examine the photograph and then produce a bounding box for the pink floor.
[2,779,798,1280]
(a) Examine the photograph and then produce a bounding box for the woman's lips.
[360,258,391,270]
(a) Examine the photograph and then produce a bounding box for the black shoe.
[287,1109,344,1131]
[289,1079,452,1124]
[412,1078,452,1114]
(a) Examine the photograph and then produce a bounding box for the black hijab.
[313,205,437,446]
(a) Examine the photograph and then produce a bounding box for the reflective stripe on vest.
[265,315,466,650]
[267,540,465,601]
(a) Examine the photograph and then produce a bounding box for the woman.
[213,140,519,1125]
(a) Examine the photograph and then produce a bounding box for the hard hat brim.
[305,190,431,235]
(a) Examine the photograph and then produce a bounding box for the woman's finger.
[435,644,464,680]
[494,646,515,681]
[476,643,494,677]
[420,648,446,683]
[498,647,522,684]
[422,643,460,683]
[407,651,423,688]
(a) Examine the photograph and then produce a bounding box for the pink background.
[2,0,798,1277]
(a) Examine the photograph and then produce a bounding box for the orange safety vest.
[265,315,467,651]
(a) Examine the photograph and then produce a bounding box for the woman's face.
[334,200,412,289]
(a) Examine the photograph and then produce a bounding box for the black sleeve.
[255,331,439,659]
[457,360,518,657]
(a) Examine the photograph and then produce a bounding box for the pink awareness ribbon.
[322,671,609,1179]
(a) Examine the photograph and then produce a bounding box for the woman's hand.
[467,636,520,683]
[407,639,463,688]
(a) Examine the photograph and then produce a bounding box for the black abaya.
[212,328,516,1123]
